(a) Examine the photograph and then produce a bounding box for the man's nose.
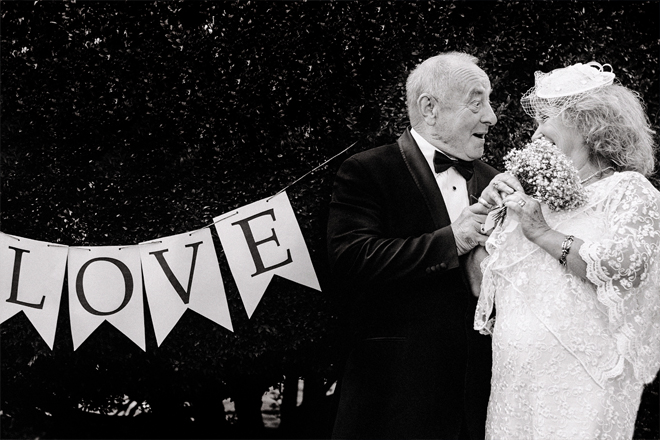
[531,127,543,140]
[481,102,497,126]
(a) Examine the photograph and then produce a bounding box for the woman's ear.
[418,93,437,126]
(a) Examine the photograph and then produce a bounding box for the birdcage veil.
[521,62,616,119]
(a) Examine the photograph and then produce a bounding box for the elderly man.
[327,52,499,439]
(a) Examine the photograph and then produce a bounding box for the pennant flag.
[140,228,233,346]
[214,192,321,318]
[67,245,145,351]
[0,232,68,349]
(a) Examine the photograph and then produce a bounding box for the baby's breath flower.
[504,136,588,211]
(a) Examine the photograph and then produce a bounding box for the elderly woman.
[474,62,660,439]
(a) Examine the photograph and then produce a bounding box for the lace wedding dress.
[474,171,660,440]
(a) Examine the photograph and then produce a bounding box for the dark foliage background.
[1,1,658,439]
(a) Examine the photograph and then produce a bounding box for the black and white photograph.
[2,1,659,439]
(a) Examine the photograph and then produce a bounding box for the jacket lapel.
[397,128,451,229]
[466,168,480,203]
[468,161,497,202]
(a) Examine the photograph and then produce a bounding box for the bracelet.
[559,235,575,266]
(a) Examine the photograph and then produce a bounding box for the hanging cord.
[199,140,360,229]
[267,140,359,201]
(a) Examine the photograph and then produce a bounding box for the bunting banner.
[67,245,145,351]
[140,228,233,347]
[1,193,324,350]
[0,232,68,349]
[213,191,320,318]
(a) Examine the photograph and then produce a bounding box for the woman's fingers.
[482,174,525,208]
[503,192,528,212]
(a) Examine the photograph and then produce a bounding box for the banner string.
[205,211,240,228]
[267,140,359,202]
[208,140,359,227]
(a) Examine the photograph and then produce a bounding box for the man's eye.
[469,101,482,112]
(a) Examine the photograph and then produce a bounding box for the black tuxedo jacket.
[327,129,499,439]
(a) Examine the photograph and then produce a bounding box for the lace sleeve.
[578,172,660,383]
[473,253,495,335]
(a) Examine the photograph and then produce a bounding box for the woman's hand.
[478,173,525,209]
[502,192,552,243]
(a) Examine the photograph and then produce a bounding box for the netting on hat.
[521,62,615,119]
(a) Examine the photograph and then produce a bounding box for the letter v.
[149,241,203,305]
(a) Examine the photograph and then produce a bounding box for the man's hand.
[451,203,489,256]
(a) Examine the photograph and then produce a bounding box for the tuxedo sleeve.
[327,154,460,287]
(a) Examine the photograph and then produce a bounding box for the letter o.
[75,257,133,316]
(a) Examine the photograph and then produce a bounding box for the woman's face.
[531,116,587,164]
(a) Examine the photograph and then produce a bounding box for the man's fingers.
[493,180,515,196]
[469,202,490,215]
[497,173,525,193]
[474,229,488,246]
[453,212,489,255]
[477,197,493,210]
[488,191,503,207]
[487,174,525,206]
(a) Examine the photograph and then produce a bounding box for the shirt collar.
[410,128,454,175]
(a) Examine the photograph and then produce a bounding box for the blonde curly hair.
[560,84,657,177]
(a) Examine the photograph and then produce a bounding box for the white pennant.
[0,232,68,349]
[214,192,321,318]
[140,228,233,346]
[67,246,145,351]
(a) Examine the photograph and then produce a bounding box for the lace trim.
[474,254,495,335]
[581,240,660,383]
[579,243,626,323]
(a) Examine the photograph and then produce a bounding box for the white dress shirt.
[410,128,469,223]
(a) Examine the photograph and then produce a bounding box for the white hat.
[521,62,615,119]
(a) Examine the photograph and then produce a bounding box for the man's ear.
[418,93,437,126]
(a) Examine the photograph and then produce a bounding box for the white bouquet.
[486,136,588,230]
[504,136,588,211]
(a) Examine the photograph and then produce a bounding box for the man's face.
[430,64,497,161]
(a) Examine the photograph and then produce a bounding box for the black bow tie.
[433,151,474,180]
